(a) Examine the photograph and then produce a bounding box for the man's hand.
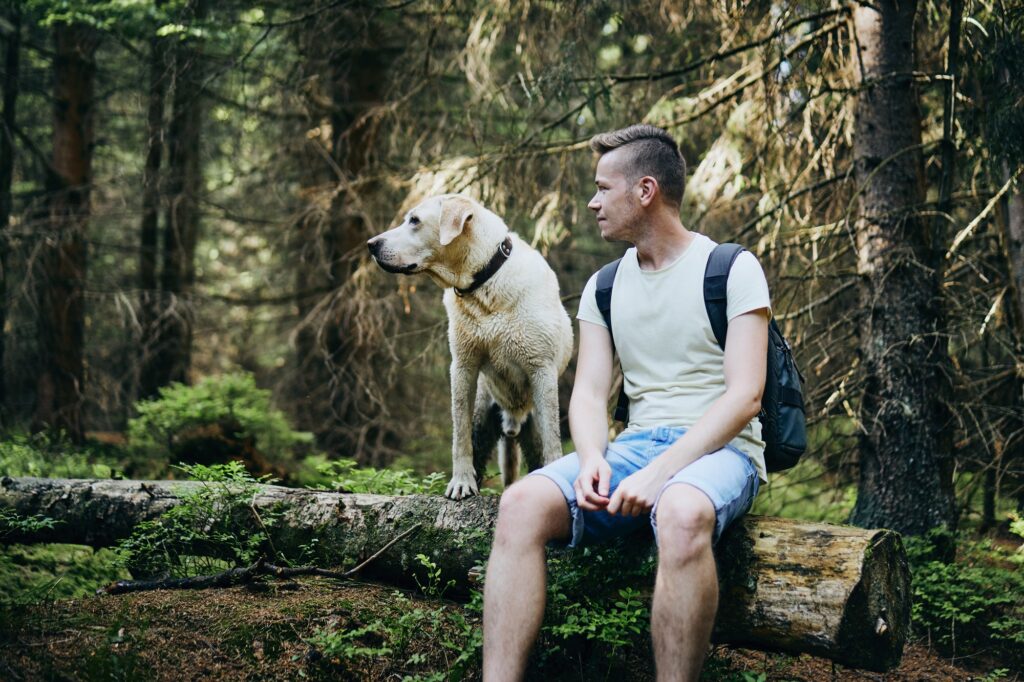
[607,462,671,517]
[574,454,611,511]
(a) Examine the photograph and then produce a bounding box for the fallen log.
[0,476,910,671]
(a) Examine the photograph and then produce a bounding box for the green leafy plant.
[115,461,283,578]
[413,553,455,599]
[0,430,122,479]
[314,458,449,496]
[128,373,312,472]
[536,538,657,678]
[1009,512,1024,564]
[307,620,396,661]
[306,589,482,681]
[547,586,647,648]
[906,527,1024,668]
[0,508,57,540]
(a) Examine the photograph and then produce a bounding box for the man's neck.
[633,217,694,271]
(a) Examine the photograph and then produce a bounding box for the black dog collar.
[454,236,513,297]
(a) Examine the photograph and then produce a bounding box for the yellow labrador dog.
[368,194,573,499]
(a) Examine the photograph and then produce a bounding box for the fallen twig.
[97,523,424,596]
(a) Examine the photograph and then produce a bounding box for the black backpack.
[594,243,807,472]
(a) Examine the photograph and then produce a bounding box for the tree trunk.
[849,0,957,536]
[0,5,20,419]
[291,8,400,464]
[1002,162,1024,331]
[151,0,206,388]
[0,476,911,672]
[324,44,388,465]
[34,23,98,442]
[138,28,170,400]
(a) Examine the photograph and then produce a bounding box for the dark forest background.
[3,2,1024,678]
[1,0,1023,539]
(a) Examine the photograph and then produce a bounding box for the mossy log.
[0,476,909,671]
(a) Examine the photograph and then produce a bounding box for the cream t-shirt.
[578,233,771,482]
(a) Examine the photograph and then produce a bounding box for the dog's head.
[367,194,477,275]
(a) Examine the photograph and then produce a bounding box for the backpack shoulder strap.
[703,243,746,351]
[594,257,628,422]
[595,258,621,342]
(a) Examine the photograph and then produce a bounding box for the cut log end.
[713,517,911,672]
[834,529,911,671]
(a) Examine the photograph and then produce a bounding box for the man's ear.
[439,198,474,246]
[637,176,659,207]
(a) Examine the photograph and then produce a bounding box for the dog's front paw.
[445,471,479,500]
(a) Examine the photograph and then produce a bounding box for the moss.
[0,543,129,605]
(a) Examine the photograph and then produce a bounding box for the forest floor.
[0,576,1011,682]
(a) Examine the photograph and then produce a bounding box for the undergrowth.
[4,400,1024,677]
[115,461,285,578]
[906,524,1024,670]
[128,372,313,474]
[532,536,658,678]
[307,586,482,681]
[308,456,451,496]
[0,430,126,479]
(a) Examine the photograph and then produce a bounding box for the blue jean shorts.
[529,426,760,548]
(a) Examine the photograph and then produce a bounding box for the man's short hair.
[589,124,687,207]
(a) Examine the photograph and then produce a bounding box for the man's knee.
[494,476,569,546]
[655,484,715,566]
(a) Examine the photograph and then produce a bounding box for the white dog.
[367,194,573,499]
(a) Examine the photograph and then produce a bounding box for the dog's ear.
[439,198,474,246]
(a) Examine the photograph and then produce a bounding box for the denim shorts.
[529,426,759,548]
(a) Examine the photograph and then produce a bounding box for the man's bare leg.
[483,475,570,682]
[651,484,718,682]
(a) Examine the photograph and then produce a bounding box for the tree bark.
[324,42,392,465]
[138,27,170,400]
[0,476,911,672]
[935,0,962,229]
[291,7,401,465]
[1002,162,1024,331]
[0,5,20,419]
[151,0,206,388]
[34,23,98,442]
[849,0,957,536]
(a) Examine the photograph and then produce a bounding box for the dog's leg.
[518,414,545,472]
[472,394,501,487]
[530,366,564,465]
[497,436,522,487]
[446,356,482,500]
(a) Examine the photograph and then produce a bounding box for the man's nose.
[587,195,600,211]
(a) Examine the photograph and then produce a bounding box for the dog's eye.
[409,215,420,226]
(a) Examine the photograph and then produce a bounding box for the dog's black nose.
[367,237,382,257]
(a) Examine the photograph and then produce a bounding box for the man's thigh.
[652,447,759,545]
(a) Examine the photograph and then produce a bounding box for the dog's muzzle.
[367,237,418,274]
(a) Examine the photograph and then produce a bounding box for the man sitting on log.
[482,124,772,681]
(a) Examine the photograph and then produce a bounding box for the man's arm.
[568,320,616,510]
[607,308,769,516]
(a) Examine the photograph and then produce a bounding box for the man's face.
[587,148,641,242]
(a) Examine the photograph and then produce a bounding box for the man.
[482,124,770,681]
